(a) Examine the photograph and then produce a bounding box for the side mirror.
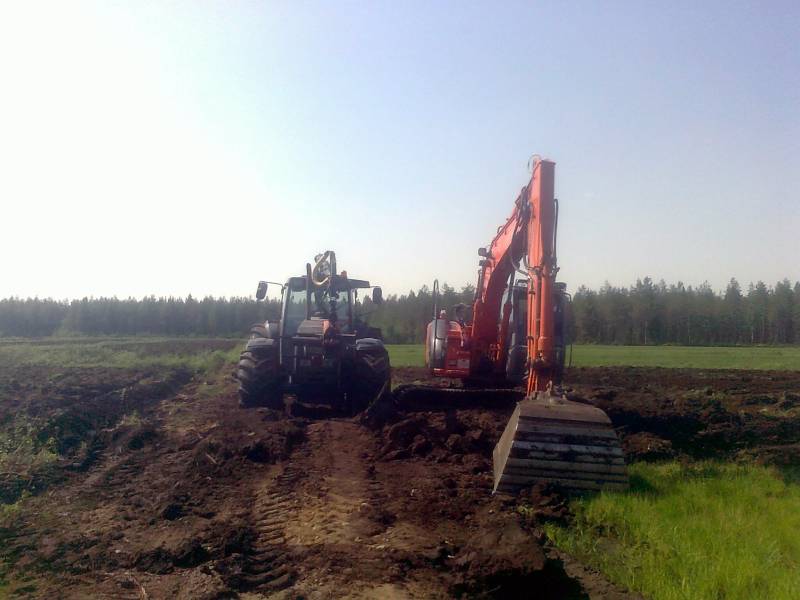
[256,281,268,300]
[478,247,489,258]
[372,287,383,305]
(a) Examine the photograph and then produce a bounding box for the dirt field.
[2,355,800,599]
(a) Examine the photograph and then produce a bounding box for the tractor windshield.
[283,278,352,334]
[310,288,350,322]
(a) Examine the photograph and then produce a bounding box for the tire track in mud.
[281,420,406,598]
[234,467,302,594]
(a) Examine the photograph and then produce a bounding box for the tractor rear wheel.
[348,347,391,414]
[237,348,283,409]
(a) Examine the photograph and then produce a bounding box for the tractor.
[236,251,391,415]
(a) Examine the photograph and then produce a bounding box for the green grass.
[385,344,800,370]
[543,462,800,600]
[386,344,426,368]
[6,339,798,371]
[570,344,800,370]
[0,338,240,372]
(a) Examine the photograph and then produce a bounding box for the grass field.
[543,462,800,600]
[0,338,240,372]
[386,345,427,368]
[386,344,800,370]
[5,340,797,371]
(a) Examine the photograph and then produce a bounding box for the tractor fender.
[250,322,278,339]
[245,337,277,353]
[355,338,386,353]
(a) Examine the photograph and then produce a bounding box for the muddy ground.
[1,358,799,599]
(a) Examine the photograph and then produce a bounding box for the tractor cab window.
[284,285,308,336]
[311,287,351,325]
[283,278,352,334]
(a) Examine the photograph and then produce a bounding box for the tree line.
[570,278,800,345]
[0,277,798,345]
[0,296,280,338]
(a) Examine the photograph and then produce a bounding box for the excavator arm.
[492,158,628,494]
[420,156,628,495]
[470,158,560,390]
[522,159,559,393]
[470,188,528,377]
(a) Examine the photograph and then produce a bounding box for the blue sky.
[1,1,797,299]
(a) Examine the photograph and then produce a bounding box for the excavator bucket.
[493,393,628,494]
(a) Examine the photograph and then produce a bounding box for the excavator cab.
[504,279,530,385]
[424,280,473,378]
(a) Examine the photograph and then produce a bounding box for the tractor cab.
[238,251,390,413]
[281,273,382,339]
[253,251,385,398]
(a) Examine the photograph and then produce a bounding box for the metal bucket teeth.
[493,393,628,494]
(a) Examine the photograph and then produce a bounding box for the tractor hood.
[296,318,329,338]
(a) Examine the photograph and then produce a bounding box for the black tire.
[237,349,283,409]
[348,347,391,414]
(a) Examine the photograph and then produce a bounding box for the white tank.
[425,318,450,369]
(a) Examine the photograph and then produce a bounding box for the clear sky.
[1,1,798,300]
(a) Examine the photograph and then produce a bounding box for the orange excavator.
[418,157,628,494]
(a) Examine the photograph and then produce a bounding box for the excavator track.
[493,393,628,494]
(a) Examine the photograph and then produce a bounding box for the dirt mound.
[13,361,798,598]
[365,368,514,466]
[516,483,572,523]
[623,432,676,461]
[0,364,310,599]
[376,409,505,464]
[0,367,192,505]
[448,507,548,597]
[567,367,800,463]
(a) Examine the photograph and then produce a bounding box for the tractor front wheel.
[237,348,283,409]
[348,347,391,414]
